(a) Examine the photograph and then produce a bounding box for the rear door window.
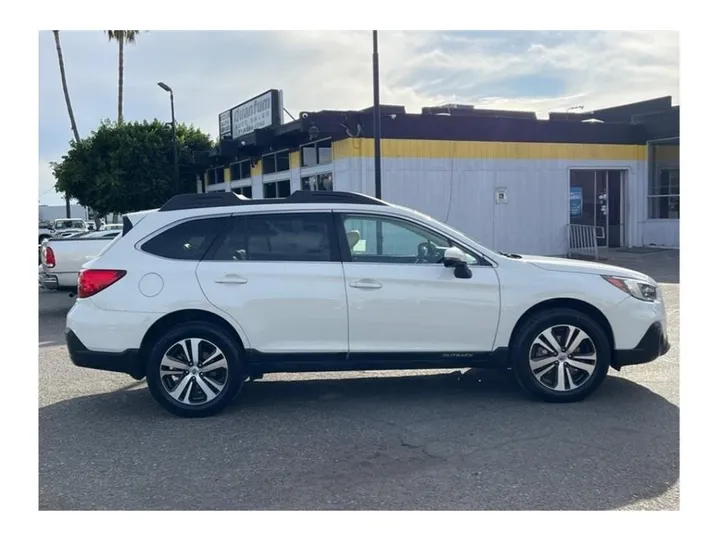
[208,213,337,262]
[141,217,228,260]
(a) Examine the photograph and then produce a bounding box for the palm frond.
[105,30,141,43]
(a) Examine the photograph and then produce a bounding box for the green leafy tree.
[105,30,140,123]
[53,120,213,216]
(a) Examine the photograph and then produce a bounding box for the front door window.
[342,214,478,265]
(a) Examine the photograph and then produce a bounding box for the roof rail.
[286,190,387,205]
[158,190,388,212]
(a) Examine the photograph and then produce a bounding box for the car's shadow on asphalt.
[39,369,678,510]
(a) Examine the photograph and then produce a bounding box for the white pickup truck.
[39,230,121,291]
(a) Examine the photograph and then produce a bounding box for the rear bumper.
[66,329,145,380]
[612,321,670,370]
[38,272,59,290]
[39,271,78,290]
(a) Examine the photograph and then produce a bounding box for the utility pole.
[372,30,382,200]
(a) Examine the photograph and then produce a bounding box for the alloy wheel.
[528,324,597,392]
[159,338,229,406]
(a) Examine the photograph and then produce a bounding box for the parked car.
[39,224,54,244]
[65,191,670,417]
[52,218,88,234]
[39,230,120,290]
[101,223,123,231]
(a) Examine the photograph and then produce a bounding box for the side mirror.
[443,247,473,279]
[442,247,466,267]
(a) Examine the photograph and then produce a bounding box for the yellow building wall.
[333,138,646,161]
[290,151,300,169]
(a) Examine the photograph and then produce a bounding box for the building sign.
[218,89,284,140]
[219,111,232,139]
[570,186,583,217]
[495,187,508,204]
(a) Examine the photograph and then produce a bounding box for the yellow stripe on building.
[290,151,300,169]
[654,144,679,162]
[224,168,231,183]
[333,138,646,161]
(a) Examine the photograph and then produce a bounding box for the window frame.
[206,166,225,185]
[648,168,680,220]
[262,178,291,199]
[301,172,333,192]
[229,159,252,181]
[261,149,291,175]
[203,211,342,263]
[300,138,333,168]
[333,212,492,267]
[138,216,231,261]
[647,139,680,220]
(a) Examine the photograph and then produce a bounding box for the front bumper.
[66,329,145,380]
[612,321,670,370]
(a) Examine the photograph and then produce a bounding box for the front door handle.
[349,279,383,289]
[214,275,248,284]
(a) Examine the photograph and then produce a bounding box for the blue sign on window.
[570,187,583,217]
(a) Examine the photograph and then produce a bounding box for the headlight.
[602,275,658,302]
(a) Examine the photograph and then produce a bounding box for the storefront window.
[264,180,291,199]
[300,139,332,167]
[301,173,333,192]
[318,139,332,165]
[262,150,291,174]
[207,167,225,185]
[230,160,252,181]
[302,145,317,167]
[648,139,680,219]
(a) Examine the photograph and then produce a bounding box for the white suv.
[65,191,670,417]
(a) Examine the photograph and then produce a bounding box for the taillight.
[43,246,56,268]
[78,269,127,298]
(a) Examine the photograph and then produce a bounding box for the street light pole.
[158,82,180,194]
[372,30,382,200]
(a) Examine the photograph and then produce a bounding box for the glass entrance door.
[569,170,625,249]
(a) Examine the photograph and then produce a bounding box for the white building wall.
[641,220,680,247]
[39,204,88,221]
[334,156,648,256]
[290,164,302,193]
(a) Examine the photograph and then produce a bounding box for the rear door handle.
[214,275,248,284]
[349,279,383,290]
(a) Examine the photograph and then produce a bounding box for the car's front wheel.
[510,308,611,403]
[146,322,245,417]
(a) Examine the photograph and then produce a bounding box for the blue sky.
[38,30,679,205]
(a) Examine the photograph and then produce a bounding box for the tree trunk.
[53,30,80,218]
[117,38,124,123]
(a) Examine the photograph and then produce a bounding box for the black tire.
[510,308,611,403]
[146,321,246,418]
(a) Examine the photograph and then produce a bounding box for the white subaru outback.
[65,191,670,417]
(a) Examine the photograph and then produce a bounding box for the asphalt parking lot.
[38,249,679,510]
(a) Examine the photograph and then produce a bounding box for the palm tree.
[52,30,80,218]
[105,30,139,123]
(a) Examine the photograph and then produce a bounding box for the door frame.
[568,167,629,249]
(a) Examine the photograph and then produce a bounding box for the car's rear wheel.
[510,308,611,403]
[146,322,245,417]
